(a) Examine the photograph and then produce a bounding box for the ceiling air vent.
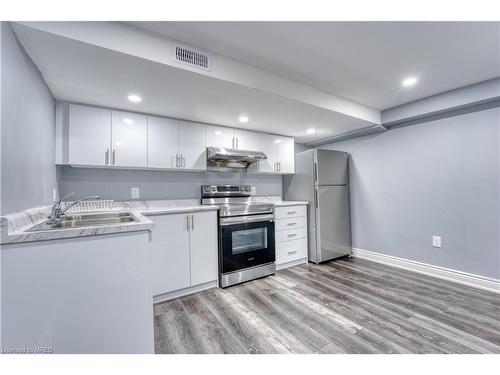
[173,44,212,71]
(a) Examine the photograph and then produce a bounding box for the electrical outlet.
[432,236,442,248]
[131,187,140,199]
[251,186,256,195]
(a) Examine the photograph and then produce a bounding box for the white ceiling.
[129,21,500,110]
[13,24,374,144]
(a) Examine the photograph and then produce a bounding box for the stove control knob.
[211,186,217,192]
[245,186,250,192]
[240,186,245,192]
[203,186,210,192]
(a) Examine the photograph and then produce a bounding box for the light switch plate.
[432,236,442,248]
[131,187,140,199]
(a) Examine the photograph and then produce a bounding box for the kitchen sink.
[26,212,139,232]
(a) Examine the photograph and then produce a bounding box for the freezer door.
[315,149,349,186]
[315,185,351,262]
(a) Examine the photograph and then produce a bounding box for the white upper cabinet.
[275,135,295,174]
[60,103,294,174]
[178,121,206,170]
[234,129,260,151]
[111,111,148,168]
[148,116,179,169]
[68,104,111,166]
[206,125,235,148]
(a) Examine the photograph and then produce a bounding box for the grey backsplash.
[57,166,283,201]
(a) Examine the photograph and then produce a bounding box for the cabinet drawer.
[275,216,306,231]
[275,227,307,243]
[275,205,306,220]
[276,238,307,264]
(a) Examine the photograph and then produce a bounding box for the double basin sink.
[27,212,139,232]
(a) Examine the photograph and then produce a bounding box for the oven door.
[220,214,275,274]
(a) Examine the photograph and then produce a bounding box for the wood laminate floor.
[154,257,500,354]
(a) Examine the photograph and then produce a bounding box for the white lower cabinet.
[274,204,308,269]
[150,210,218,299]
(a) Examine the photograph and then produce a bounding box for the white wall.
[0,22,58,215]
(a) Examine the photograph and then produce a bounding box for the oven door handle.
[219,214,275,226]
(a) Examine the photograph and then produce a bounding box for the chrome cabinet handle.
[315,189,318,208]
[288,250,298,254]
[191,214,194,230]
[105,149,109,165]
[112,149,116,165]
[314,162,318,183]
[287,211,296,215]
[287,233,297,238]
[287,222,297,226]
[186,214,190,231]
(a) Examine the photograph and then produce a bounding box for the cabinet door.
[206,125,235,148]
[179,121,206,170]
[189,211,218,286]
[276,136,295,174]
[68,104,111,166]
[111,111,148,167]
[254,133,278,173]
[148,116,179,169]
[234,129,260,151]
[150,213,191,296]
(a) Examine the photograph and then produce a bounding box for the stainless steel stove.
[201,185,276,288]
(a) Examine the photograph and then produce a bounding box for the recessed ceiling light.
[238,115,249,123]
[127,94,142,103]
[306,128,316,134]
[123,118,134,125]
[402,77,418,87]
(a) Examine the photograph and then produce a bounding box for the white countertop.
[1,197,306,245]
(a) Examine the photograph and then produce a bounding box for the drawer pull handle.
[287,211,296,215]
[287,222,297,226]
[287,234,297,238]
[288,250,298,254]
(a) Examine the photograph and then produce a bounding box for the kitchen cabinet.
[147,116,179,169]
[247,133,295,174]
[59,103,295,174]
[150,213,191,296]
[67,104,147,168]
[275,135,295,174]
[2,231,153,353]
[178,121,207,170]
[68,104,111,166]
[275,204,308,268]
[150,210,218,298]
[111,111,148,167]
[148,118,206,170]
[206,125,235,148]
[189,211,219,286]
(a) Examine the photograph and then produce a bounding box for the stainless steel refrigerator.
[284,149,351,263]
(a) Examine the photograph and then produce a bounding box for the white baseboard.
[351,248,500,294]
[153,280,218,304]
[276,258,307,271]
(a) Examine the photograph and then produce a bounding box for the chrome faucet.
[47,194,101,225]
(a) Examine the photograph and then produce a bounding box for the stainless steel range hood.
[206,147,267,172]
